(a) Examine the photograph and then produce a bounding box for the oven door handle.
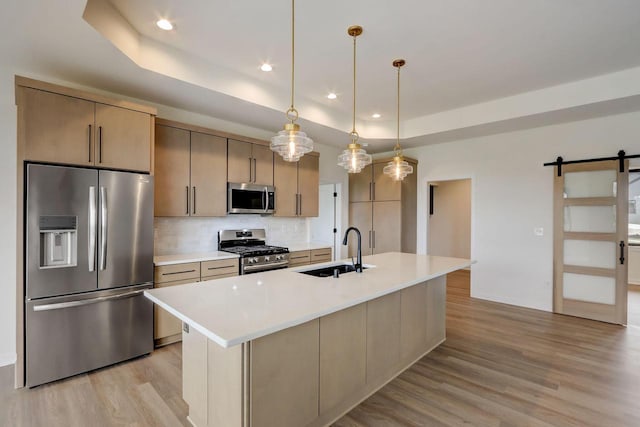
[243,260,289,272]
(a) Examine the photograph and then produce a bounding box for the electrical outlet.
[534,227,544,236]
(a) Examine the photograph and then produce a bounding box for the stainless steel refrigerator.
[25,164,154,387]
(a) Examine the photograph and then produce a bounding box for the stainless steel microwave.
[228,183,275,214]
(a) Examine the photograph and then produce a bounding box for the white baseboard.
[0,353,16,367]
[470,292,551,313]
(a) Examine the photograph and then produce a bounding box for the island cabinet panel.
[427,275,447,349]
[400,283,429,361]
[250,319,320,427]
[22,87,95,166]
[94,104,152,172]
[366,292,402,384]
[207,341,243,427]
[183,327,208,427]
[319,303,367,413]
[154,125,191,216]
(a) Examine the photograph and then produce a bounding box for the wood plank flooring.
[2,273,640,426]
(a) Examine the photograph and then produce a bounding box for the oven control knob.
[264,256,270,262]
[275,255,283,261]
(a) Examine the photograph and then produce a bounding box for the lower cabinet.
[153,258,239,347]
[179,275,447,427]
[288,247,332,268]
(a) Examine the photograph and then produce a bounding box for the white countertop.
[154,251,239,266]
[145,252,472,348]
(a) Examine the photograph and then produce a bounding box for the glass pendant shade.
[384,156,413,181]
[338,142,372,173]
[270,123,313,162]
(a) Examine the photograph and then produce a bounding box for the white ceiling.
[3,0,640,152]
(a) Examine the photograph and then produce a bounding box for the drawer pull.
[207,265,235,270]
[290,256,309,260]
[162,269,197,276]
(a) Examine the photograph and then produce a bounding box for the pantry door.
[554,160,628,324]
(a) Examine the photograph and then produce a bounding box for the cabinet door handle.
[369,182,372,201]
[253,158,257,183]
[193,187,196,215]
[372,230,376,249]
[368,230,372,248]
[298,194,302,216]
[88,124,92,163]
[248,158,253,182]
[98,126,103,163]
[186,186,190,215]
[372,182,376,200]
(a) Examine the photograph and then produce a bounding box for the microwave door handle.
[263,187,268,212]
[88,186,96,272]
[99,186,108,271]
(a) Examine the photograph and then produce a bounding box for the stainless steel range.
[219,229,289,274]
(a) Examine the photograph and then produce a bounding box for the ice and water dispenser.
[39,216,77,268]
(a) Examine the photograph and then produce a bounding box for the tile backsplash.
[154,216,310,255]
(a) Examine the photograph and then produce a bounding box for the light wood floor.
[628,289,640,327]
[3,273,640,427]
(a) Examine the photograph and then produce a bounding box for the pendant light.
[383,59,413,181]
[337,25,372,173]
[270,0,313,162]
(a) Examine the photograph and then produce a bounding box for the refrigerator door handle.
[32,289,145,312]
[88,186,96,272]
[99,186,108,271]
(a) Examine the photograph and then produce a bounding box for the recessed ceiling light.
[156,19,173,31]
[260,63,273,72]
[327,92,337,100]
[372,113,381,118]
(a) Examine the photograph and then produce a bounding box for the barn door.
[554,160,628,324]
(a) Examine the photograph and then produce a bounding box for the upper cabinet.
[274,153,319,217]
[17,77,155,172]
[228,139,273,186]
[349,163,401,202]
[154,122,227,217]
[348,157,418,257]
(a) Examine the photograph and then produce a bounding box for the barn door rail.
[544,150,640,176]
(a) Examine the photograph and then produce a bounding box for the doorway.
[628,170,640,327]
[427,178,472,296]
[310,184,340,261]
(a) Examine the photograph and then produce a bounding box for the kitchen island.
[145,252,472,427]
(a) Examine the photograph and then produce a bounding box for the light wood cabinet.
[94,104,151,172]
[182,325,208,427]
[19,84,153,172]
[228,139,273,185]
[319,303,366,413]
[366,292,401,383]
[250,319,320,427]
[153,258,238,346]
[400,283,428,361]
[154,122,227,217]
[348,157,417,257]
[274,153,319,217]
[288,248,332,267]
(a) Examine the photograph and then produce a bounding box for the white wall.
[403,110,640,311]
[0,66,18,366]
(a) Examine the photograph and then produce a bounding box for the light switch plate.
[534,227,544,236]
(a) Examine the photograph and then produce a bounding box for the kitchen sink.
[298,263,369,278]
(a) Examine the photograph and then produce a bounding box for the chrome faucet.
[342,227,363,273]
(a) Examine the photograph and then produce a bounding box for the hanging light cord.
[351,33,358,142]
[394,64,402,157]
[285,0,298,124]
